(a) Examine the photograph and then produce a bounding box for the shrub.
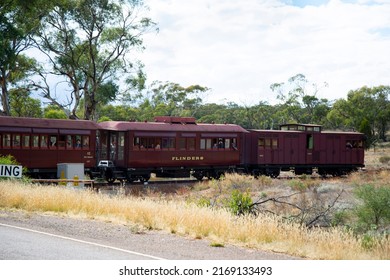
[353,184,390,232]
[227,189,254,216]
[0,155,18,165]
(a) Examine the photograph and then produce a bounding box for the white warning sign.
[0,165,23,178]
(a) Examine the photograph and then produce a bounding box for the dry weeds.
[1,175,389,260]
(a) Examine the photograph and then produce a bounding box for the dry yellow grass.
[1,179,389,259]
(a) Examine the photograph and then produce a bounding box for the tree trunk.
[0,70,11,115]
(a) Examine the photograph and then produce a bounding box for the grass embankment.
[1,179,389,259]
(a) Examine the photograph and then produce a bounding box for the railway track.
[91,169,368,194]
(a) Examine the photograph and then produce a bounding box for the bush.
[0,155,19,165]
[353,184,390,232]
[227,189,254,216]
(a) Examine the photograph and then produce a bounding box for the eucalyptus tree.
[270,73,330,124]
[327,86,390,146]
[9,88,42,117]
[0,0,45,115]
[34,0,156,120]
[131,81,209,120]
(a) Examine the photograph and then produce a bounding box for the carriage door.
[306,134,313,164]
[284,134,300,164]
[107,132,125,166]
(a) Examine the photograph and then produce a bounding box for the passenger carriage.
[97,116,248,182]
[0,116,98,178]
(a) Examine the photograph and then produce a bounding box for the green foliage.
[331,210,350,227]
[361,234,377,250]
[288,178,319,191]
[44,109,68,119]
[353,184,390,232]
[227,189,254,216]
[327,86,390,147]
[98,116,112,122]
[196,197,211,208]
[10,88,42,118]
[0,0,43,115]
[34,0,157,120]
[0,155,18,165]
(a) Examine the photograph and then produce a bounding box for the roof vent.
[154,116,196,125]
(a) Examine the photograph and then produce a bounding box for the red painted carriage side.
[0,116,99,176]
[245,124,365,176]
[98,118,248,179]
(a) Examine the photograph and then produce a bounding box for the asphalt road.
[0,210,299,260]
[0,223,162,260]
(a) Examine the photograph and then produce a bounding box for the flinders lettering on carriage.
[171,156,204,161]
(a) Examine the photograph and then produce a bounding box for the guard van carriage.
[244,123,365,177]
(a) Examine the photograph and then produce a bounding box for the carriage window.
[82,136,90,148]
[66,135,73,149]
[200,139,206,150]
[3,134,11,147]
[110,135,117,160]
[118,133,124,160]
[162,137,175,149]
[307,134,314,149]
[206,139,213,149]
[32,135,39,148]
[188,138,195,150]
[58,135,66,148]
[100,132,108,158]
[22,135,30,148]
[258,138,265,148]
[346,140,363,149]
[232,138,237,150]
[139,137,148,149]
[200,138,214,149]
[13,135,21,148]
[75,135,82,148]
[179,138,196,150]
[179,138,186,150]
[258,138,277,149]
[40,135,48,148]
[133,137,140,150]
[49,135,57,148]
[265,139,271,148]
[272,138,278,149]
[224,138,231,149]
[200,137,236,150]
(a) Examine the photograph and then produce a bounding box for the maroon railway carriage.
[97,116,248,182]
[244,124,365,177]
[0,116,99,178]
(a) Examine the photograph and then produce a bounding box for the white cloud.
[138,0,390,105]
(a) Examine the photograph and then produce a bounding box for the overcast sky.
[137,0,390,105]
